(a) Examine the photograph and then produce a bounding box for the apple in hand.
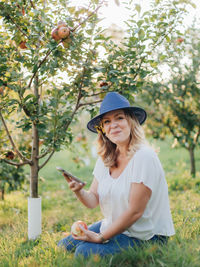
[71,220,88,236]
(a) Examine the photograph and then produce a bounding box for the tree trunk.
[30,123,39,197]
[30,75,39,198]
[1,187,5,200]
[189,147,196,177]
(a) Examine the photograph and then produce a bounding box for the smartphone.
[56,166,85,185]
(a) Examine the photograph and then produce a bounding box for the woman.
[58,92,175,258]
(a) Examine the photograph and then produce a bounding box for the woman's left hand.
[72,226,101,243]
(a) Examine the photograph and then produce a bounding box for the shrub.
[0,160,27,200]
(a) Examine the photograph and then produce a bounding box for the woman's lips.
[110,131,121,135]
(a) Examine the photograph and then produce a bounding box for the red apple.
[71,220,88,236]
[19,41,27,49]
[51,27,61,41]
[100,81,108,87]
[5,151,15,160]
[58,26,70,39]
[22,7,25,16]
[176,38,184,44]
[0,87,4,95]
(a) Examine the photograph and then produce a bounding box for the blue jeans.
[58,221,168,258]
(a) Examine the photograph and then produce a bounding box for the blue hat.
[87,92,147,133]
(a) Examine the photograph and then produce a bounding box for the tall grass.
[0,138,200,266]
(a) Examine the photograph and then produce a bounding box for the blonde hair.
[96,111,146,167]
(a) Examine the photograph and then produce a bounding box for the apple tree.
[0,0,112,199]
[141,23,200,177]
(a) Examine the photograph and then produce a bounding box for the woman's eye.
[117,116,124,120]
[103,120,110,124]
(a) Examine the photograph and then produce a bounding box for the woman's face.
[102,109,131,147]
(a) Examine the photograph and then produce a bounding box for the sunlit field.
[0,138,200,267]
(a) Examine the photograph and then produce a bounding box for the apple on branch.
[19,41,27,49]
[5,151,15,160]
[0,87,4,95]
[100,81,108,87]
[176,38,184,44]
[51,21,70,42]
[58,27,70,39]
[51,27,61,41]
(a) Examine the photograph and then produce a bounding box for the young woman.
[58,92,175,258]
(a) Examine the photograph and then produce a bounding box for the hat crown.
[100,92,130,115]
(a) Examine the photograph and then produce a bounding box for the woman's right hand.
[63,174,86,193]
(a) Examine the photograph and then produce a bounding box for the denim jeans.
[57,221,168,258]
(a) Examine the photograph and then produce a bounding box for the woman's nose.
[110,120,118,128]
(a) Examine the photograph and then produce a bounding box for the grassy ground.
[0,138,200,266]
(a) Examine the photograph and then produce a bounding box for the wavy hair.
[96,111,146,167]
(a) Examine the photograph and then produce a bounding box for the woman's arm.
[73,182,151,243]
[101,182,152,240]
[63,172,99,209]
[74,178,99,209]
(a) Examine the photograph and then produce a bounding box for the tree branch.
[72,1,104,32]
[79,99,102,108]
[8,15,29,39]
[39,150,55,170]
[28,47,56,88]
[37,148,52,160]
[0,111,31,163]
[2,159,31,167]
[132,56,145,80]
[30,0,36,9]
[86,91,103,97]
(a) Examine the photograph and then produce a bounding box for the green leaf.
[150,61,158,68]
[33,64,38,73]
[135,4,141,14]
[165,35,171,43]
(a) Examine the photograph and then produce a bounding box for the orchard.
[0,0,193,240]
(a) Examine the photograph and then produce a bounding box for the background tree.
[141,23,200,177]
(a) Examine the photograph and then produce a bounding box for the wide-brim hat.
[87,92,147,133]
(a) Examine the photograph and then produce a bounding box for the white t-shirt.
[93,145,175,240]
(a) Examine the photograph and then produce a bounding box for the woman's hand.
[72,225,102,243]
[63,174,86,193]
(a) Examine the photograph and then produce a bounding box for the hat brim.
[87,107,147,133]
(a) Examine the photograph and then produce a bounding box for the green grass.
[0,138,200,267]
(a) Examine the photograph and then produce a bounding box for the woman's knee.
[74,244,90,258]
[58,235,80,251]
[74,243,105,258]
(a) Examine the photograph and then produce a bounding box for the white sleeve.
[130,149,162,193]
[92,157,105,182]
